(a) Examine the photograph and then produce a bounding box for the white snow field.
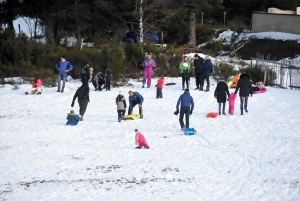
[0,77,300,201]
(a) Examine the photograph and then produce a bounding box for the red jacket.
[32,78,42,88]
[155,77,164,88]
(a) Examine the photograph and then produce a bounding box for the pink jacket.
[135,132,150,148]
[32,78,42,88]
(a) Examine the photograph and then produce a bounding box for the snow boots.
[200,85,203,91]
[204,86,210,92]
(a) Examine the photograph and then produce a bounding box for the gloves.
[174,109,179,115]
[190,110,192,115]
[155,85,157,87]
[71,103,74,107]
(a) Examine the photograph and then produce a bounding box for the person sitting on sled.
[134,129,150,149]
[231,72,240,84]
[66,110,80,125]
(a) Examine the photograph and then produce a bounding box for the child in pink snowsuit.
[134,129,150,149]
[227,93,236,114]
[142,53,156,88]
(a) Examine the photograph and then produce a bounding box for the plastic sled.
[66,115,80,126]
[207,112,218,118]
[253,87,267,94]
[230,83,237,88]
[165,82,177,86]
[183,128,197,135]
[124,114,139,120]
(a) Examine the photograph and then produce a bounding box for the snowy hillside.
[0,77,299,200]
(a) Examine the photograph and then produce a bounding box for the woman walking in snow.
[214,80,230,115]
[142,53,156,88]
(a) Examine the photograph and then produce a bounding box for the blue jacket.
[129,92,144,111]
[176,91,194,111]
[55,61,73,75]
[202,59,213,77]
[105,69,112,82]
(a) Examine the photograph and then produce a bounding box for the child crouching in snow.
[135,129,149,149]
[227,93,236,115]
[155,74,164,99]
[116,91,127,122]
[66,110,80,125]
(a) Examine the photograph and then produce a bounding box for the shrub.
[196,24,215,44]
[212,62,235,82]
[239,65,277,86]
[227,18,248,33]
[203,40,223,57]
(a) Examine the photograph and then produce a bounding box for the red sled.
[230,84,237,88]
[207,112,218,118]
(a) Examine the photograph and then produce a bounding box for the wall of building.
[252,12,300,35]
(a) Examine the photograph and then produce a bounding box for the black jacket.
[72,82,90,105]
[234,73,253,96]
[214,81,230,102]
[81,65,90,83]
[194,57,204,74]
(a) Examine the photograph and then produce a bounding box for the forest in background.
[0,0,298,84]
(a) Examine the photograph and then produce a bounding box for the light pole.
[224,11,227,27]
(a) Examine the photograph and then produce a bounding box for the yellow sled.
[124,114,139,120]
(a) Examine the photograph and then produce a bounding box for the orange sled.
[206,112,218,118]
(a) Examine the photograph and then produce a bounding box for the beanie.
[205,55,210,60]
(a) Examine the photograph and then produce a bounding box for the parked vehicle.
[122,31,167,52]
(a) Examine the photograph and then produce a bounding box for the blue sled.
[66,115,80,126]
[183,128,196,135]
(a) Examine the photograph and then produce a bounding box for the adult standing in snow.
[55,56,73,93]
[234,73,253,115]
[71,82,90,121]
[81,62,90,83]
[128,91,144,119]
[176,89,194,130]
[105,68,112,91]
[194,54,204,91]
[179,56,191,90]
[214,80,230,115]
[142,53,156,88]
[202,55,213,92]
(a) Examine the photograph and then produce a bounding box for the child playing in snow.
[25,75,42,95]
[66,110,80,125]
[134,129,150,149]
[227,93,237,115]
[155,74,164,99]
[116,91,127,122]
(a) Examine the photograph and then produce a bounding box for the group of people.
[24,54,258,147]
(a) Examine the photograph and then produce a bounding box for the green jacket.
[179,62,191,74]
[67,114,80,123]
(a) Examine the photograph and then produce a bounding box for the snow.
[1,77,300,200]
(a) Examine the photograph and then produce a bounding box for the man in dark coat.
[202,55,213,91]
[71,82,90,121]
[234,73,253,115]
[176,89,194,130]
[194,54,204,91]
[81,62,90,83]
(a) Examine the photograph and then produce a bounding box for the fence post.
[279,65,283,88]
[263,66,267,85]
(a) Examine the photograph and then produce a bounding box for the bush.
[203,40,223,57]
[212,62,235,82]
[239,65,277,86]
[227,18,248,33]
[196,24,216,44]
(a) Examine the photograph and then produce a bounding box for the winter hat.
[69,110,75,115]
[119,91,123,95]
[134,129,138,132]
[205,55,210,60]
[194,54,199,57]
